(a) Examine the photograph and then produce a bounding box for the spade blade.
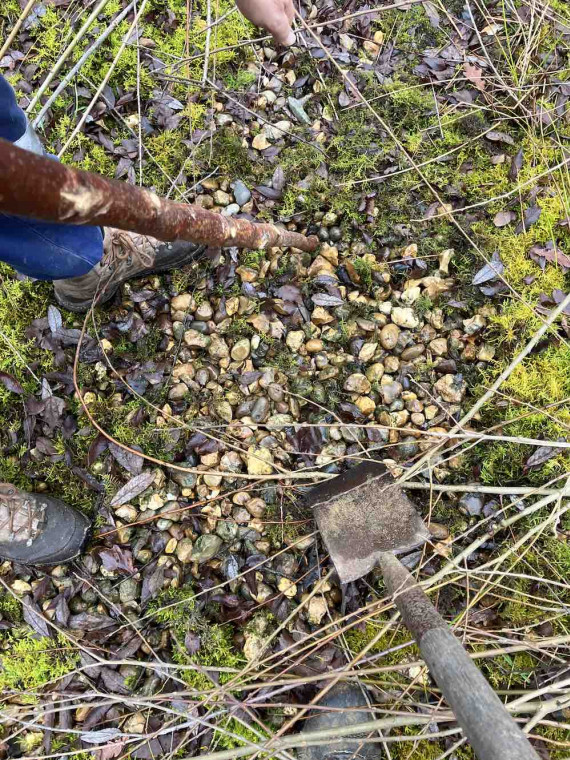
[306,461,429,584]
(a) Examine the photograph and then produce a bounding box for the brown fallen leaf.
[486,130,515,145]
[464,62,485,91]
[528,241,570,272]
[493,210,516,227]
[508,148,523,181]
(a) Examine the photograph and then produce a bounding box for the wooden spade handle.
[378,552,539,760]
[0,138,319,253]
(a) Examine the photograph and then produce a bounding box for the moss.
[0,267,54,402]
[213,716,268,751]
[389,729,475,759]
[146,0,254,98]
[0,631,80,701]
[0,594,23,624]
[196,127,254,179]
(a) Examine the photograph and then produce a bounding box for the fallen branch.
[0,139,318,252]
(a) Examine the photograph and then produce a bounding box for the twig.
[0,0,37,60]
[26,0,112,116]
[32,1,136,128]
[58,0,148,158]
[201,0,212,84]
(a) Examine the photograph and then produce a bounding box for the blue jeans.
[0,75,103,280]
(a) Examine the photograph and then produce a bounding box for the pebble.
[400,344,425,361]
[184,329,210,348]
[391,307,420,329]
[216,520,239,542]
[278,577,297,598]
[359,342,377,362]
[251,397,270,423]
[355,395,376,416]
[252,133,270,150]
[267,413,293,430]
[429,337,448,356]
[366,362,385,382]
[477,343,495,361]
[463,314,486,334]
[344,373,371,394]
[208,336,230,358]
[123,713,146,734]
[288,95,310,124]
[307,596,328,625]
[286,330,305,351]
[380,323,400,350]
[247,446,274,475]
[329,226,342,242]
[213,400,233,423]
[222,203,240,217]
[428,521,449,540]
[246,498,266,518]
[459,492,485,516]
[213,190,231,206]
[231,179,251,206]
[191,534,223,563]
[434,373,466,403]
[381,381,403,405]
[176,538,194,563]
[231,338,251,361]
[264,120,291,140]
[319,244,339,265]
[306,339,324,353]
[171,293,193,311]
[115,505,137,522]
[172,363,195,383]
[168,383,188,401]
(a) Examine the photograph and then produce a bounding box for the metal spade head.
[306,461,430,584]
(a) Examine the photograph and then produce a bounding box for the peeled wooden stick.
[0,139,318,252]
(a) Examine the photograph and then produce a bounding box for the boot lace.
[0,484,45,545]
[102,230,155,272]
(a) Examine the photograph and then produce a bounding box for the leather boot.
[0,483,90,565]
[54,228,204,313]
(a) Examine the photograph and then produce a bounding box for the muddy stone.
[380,323,400,350]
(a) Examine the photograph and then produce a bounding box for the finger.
[269,9,296,45]
[283,0,295,23]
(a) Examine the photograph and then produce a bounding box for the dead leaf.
[47,305,62,334]
[110,472,155,506]
[22,596,51,638]
[515,205,541,234]
[528,241,570,272]
[464,62,485,91]
[524,442,564,471]
[311,293,344,307]
[0,372,24,394]
[82,729,127,745]
[485,130,515,145]
[99,546,135,575]
[141,565,165,604]
[109,441,144,475]
[493,210,516,227]
[508,148,523,181]
[472,251,504,284]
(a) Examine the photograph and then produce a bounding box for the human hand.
[236,0,296,46]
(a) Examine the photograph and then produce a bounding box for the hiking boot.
[298,683,380,760]
[54,228,205,313]
[0,483,90,565]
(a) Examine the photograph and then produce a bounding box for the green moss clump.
[0,594,22,624]
[0,266,53,403]
[197,128,254,179]
[0,631,80,701]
